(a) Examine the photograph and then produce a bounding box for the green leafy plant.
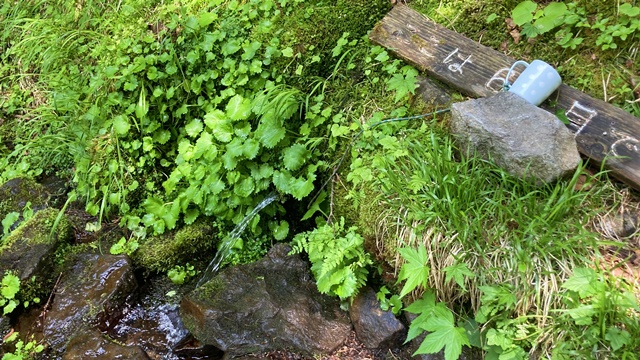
[376,286,402,315]
[1,332,44,360]
[167,263,197,285]
[110,236,140,256]
[405,290,471,360]
[290,217,373,301]
[511,1,639,50]
[1,272,20,315]
[553,267,640,358]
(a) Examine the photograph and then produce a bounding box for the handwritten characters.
[565,101,598,135]
[443,48,472,74]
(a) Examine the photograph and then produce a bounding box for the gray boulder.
[450,92,580,184]
[43,254,137,355]
[349,286,406,349]
[180,244,352,358]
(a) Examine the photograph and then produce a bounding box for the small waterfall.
[196,192,279,287]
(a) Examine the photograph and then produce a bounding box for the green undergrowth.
[343,116,638,358]
[409,0,639,117]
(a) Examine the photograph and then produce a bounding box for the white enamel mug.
[507,60,562,106]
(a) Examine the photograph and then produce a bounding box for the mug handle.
[503,60,530,91]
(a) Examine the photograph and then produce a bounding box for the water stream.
[196,192,279,287]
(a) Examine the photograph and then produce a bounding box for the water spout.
[196,192,279,287]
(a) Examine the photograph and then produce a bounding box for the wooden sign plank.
[370,5,640,190]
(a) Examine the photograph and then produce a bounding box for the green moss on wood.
[133,220,218,273]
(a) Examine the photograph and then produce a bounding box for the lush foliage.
[1,332,44,360]
[511,1,639,50]
[167,263,197,285]
[290,217,373,301]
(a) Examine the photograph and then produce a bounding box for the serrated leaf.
[397,246,430,298]
[1,273,20,299]
[113,115,130,135]
[414,311,469,360]
[561,267,601,298]
[443,262,475,291]
[234,177,255,197]
[386,70,418,103]
[185,119,203,137]
[256,112,285,148]
[283,144,309,171]
[605,327,630,351]
[204,109,233,143]
[226,94,252,121]
[198,12,218,27]
[194,132,215,159]
[242,138,260,159]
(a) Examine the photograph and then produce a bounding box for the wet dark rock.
[0,208,72,282]
[63,329,150,360]
[450,92,580,185]
[43,254,137,355]
[349,287,406,349]
[173,334,224,359]
[416,76,453,107]
[0,178,51,234]
[180,244,352,358]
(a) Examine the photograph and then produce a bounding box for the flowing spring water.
[196,192,279,287]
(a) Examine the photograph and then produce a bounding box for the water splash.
[196,192,279,287]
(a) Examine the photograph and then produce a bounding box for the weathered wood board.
[370,5,640,190]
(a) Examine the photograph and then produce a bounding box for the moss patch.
[133,220,218,273]
[0,177,50,232]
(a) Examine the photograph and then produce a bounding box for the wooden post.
[370,5,640,190]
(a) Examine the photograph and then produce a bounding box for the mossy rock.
[0,177,51,234]
[133,220,218,273]
[0,207,73,303]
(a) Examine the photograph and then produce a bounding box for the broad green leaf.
[2,212,20,235]
[561,267,601,298]
[234,177,255,197]
[283,144,309,171]
[605,327,630,351]
[225,137,244,157]
[512,0,537,26]
[256,113,285,148]
[198,12,218,27]
[185,119,203,138]
[272,220,289,240]
[3,299,17,315]
[113,115,131,135]
[226,94,252,121]
[194,132,215,160]
[414,310,469,360]
[443,262,475,291]
[564,304,595,325]
[1,273,20,299]
[143,197,165,216]
[204,109,233,143]
[242,138,260,159]
[397,246,430,298]
[386,69,419,103]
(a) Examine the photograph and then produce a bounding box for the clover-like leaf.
[226,94,252,121]
[283,144,309,171]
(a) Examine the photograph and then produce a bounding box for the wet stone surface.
[181,244,352,358]
[43,254,137,355]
